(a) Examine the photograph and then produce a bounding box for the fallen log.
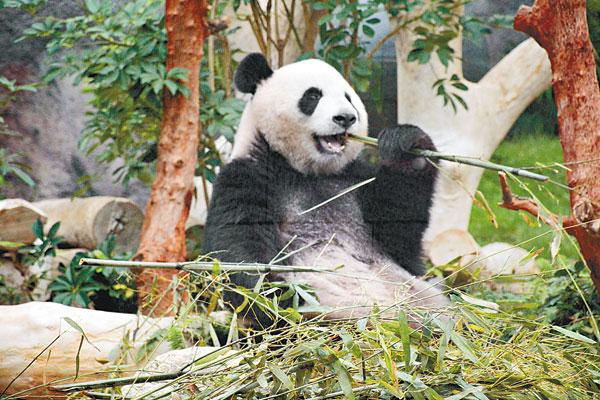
[34,197,143,253]
[0,302,174,397]
[0,199,47,244]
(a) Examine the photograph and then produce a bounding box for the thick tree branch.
[498,172,565,230]
[478,39,551,149]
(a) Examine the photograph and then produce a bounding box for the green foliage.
[0,220,63,304]
[306,0,383,92]
[0,75,37,196]
[49,235,136,309]
[0,147,35,195]
[541,261,600,337]
[0,0,45,13]
[18,219,63,264]
[15,0,243,187]
[48,252,103,307]
[432,73,468,112]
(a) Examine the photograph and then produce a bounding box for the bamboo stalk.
[347,133,549,182]
[51,372,182,392]
[78,258,338,273]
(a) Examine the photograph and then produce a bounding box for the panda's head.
[232,53,368,175]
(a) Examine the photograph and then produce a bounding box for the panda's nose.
[332,113,357,129]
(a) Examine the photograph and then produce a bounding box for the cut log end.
[0,199,48,244]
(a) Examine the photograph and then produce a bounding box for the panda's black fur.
[202,53,445,326]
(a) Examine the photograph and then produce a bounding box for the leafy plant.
[307,0,384,92]
[49,235,137,310]
[0,75,37,196]
[18,219,63,265]
[12,0,243,187]
[541,261,600,338]
[48,252,102,307]
[0,147,35,194]
[0,220,62,304]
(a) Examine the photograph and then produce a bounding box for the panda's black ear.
[235,53,273,95]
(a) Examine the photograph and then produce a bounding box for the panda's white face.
[233,58,368,175]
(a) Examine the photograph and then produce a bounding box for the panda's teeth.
[315,133,347,154]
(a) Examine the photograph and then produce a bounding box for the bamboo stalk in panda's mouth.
[347,133,549,182]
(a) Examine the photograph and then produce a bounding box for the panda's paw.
[378,124,437,174]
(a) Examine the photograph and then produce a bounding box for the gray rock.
[0,1,149,206]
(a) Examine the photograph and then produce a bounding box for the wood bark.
[34,197,143,253]
[0,199,47,244]
[391,5,552,261]
[514,0,600,293]
[0,302,173,397]
[134,0,208,316]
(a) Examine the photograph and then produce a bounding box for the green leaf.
[294,284,320,306]
[450,331,478,363]
[552,325,597,344]
[330,357,355,400]
[398,310,411,369]
[32,219,43,240]
[63,317,100,351]
[362,25,375,38]
[47,222,61,239]
[11,167,35,187]
[267,362,294,390]
[84,0,100,14]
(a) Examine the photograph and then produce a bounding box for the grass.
[468,133,578,260]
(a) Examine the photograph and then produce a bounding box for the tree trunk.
[135,0,208,316]
[515,0,600,293]
[390,6,552,262]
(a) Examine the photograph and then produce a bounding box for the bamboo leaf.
[63,317,100,351]
[449,331,478,363]
[398,310,412,370]
[552,326,596,344]
[267,362,294,390]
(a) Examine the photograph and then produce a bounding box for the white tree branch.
[477,38,552,151]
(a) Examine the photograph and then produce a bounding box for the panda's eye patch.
[345,93,352,103]
[299,87,323,116]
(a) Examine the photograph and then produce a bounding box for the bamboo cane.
[347,133,549,182]
[78,258,338,273]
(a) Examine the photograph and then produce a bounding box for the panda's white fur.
[231,59,367,175]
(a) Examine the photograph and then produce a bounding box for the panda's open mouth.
[313,133,347,154]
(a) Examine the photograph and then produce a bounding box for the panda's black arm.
[202,159,285,270]
[355,125,438,276]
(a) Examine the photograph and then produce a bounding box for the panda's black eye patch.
[345,93,352,103]
[299,87,323,116]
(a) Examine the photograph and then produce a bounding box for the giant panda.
[202,53,448,325]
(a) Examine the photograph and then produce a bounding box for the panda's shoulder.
[215,157,263,185]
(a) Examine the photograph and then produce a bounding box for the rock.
[427,229,480,267]
[470,242,540,294]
